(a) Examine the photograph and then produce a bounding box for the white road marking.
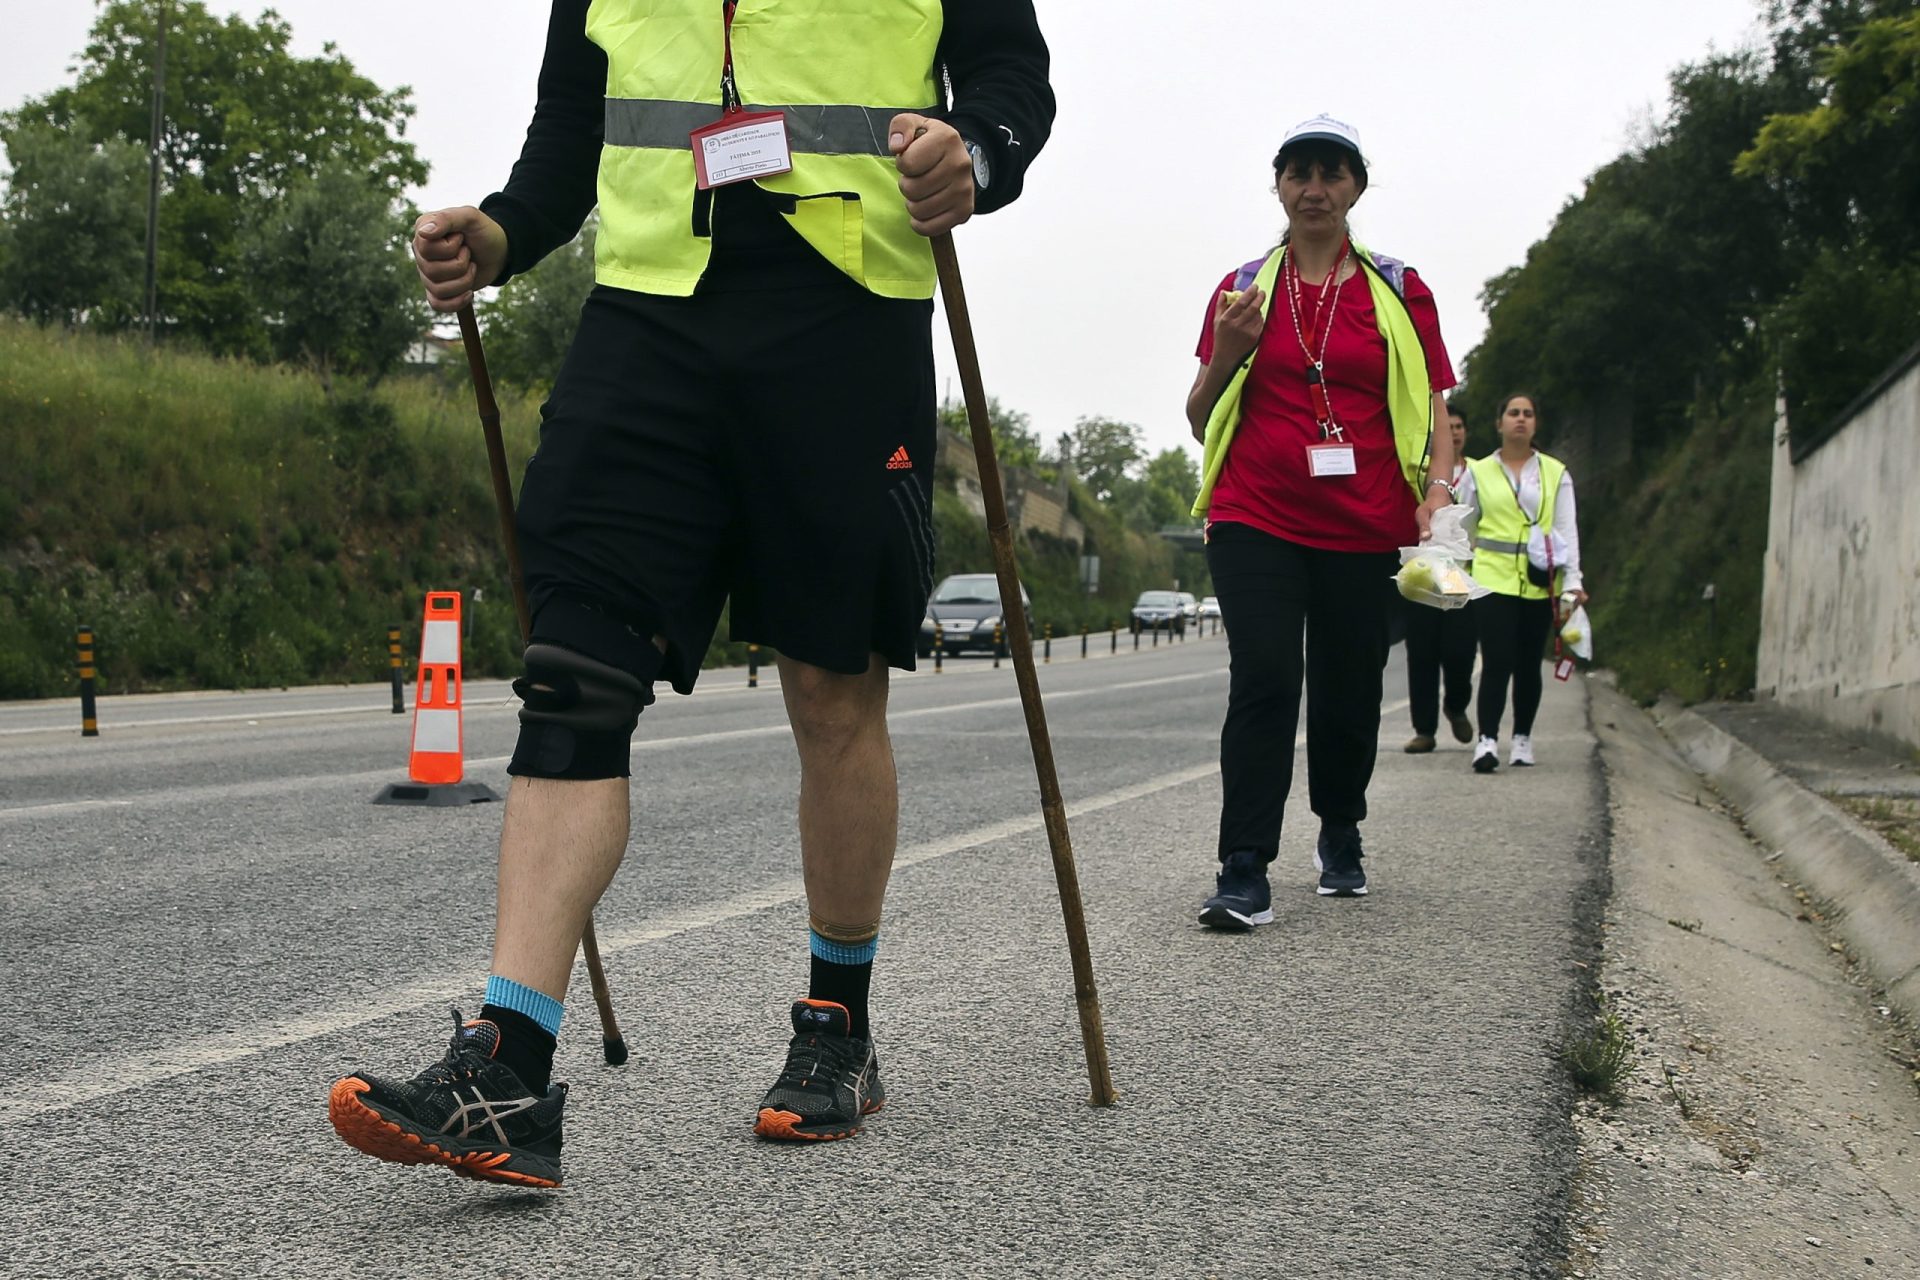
[0,757,1225,1125]
[0,668,1227,813]
[0,799,135,819]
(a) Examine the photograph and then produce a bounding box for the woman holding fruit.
[1456,392,1587,774]
[1184,113,1457,924]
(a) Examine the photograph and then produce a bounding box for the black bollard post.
[1081,625,1088,660]
[748,643,759,689]
[77,626,99,737]
[1152,622,1159,648]
[1044,623,1052,665]
[389,625,405,713]
[994,621,1004,669]
[934,623,944,674]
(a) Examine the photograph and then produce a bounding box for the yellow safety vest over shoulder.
[587,0,943,298]
[1193,240,1433,516]
[1468,450,1568,600]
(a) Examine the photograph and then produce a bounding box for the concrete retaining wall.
[1757,353,1920,749]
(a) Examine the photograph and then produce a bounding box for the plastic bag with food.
[1559,602,1593,660]
[1393,547,1486,611]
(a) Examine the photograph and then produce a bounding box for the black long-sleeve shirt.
[478,0,1054,288]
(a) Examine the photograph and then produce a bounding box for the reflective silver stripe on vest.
[603,99,940,156]
[1474,537,1526,555]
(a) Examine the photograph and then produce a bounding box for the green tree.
[939,394,1043,471]
[3,2,427,352]
[0,124,145,325]
[1123,447,1202,531]
[1057,416,1143,503]
[480,217,597,389]
[242,163,423,382]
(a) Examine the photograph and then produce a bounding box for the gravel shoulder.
[1569,681,1920,1278]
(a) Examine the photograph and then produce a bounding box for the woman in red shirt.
[1187,115,1457,925]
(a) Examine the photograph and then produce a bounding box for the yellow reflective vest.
[1468,451,1567,600]
[1193,241,1433,516]
[586,0,943,298]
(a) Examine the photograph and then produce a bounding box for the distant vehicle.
[1198,596,1222,620]
[1130,589,1186,636]
[919,573,1033,658]
[1177,591,1199,622]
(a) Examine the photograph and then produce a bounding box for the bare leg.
[489,776,630,999]
[777,653,897,931]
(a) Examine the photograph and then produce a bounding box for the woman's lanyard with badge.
[689,3,795,190]
[1284,239,1357,478]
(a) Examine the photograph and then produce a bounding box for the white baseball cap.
[1279,113,1363,158]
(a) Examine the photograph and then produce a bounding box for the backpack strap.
[1230,255,1268,293]
[1368,252,1408,299]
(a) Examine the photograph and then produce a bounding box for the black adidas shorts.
[514,276,938,695]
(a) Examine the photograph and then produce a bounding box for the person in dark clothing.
[1401,401,1475,752]
[328,0,1053,1187]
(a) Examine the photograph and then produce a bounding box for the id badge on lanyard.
[691,2,794,190]
[1288,245,1355,480]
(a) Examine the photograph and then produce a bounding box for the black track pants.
[1402,598,1476,737]
[1206,521,1398,862]
[1474,592,1555,738]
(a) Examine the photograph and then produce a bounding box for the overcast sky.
[3,1,1765,461]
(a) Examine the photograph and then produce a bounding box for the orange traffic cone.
[373,591,498,807]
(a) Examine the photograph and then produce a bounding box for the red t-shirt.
[1196,259,1456,552]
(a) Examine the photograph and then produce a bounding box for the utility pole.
[144,0,168,343]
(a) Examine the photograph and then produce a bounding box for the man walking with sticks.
[328,0,1053,1186]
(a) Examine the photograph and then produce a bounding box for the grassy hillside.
[1,319,1201,699]
[0,319,549,697]
[1581,380,1771,704]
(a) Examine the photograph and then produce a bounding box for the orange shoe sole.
[753,1097,884,1142]
[328,1077,561,1188]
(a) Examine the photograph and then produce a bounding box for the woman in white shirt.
[1456,393,1587,772]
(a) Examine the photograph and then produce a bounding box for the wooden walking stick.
[930,233,1117,1106]
[456,302,629,1068]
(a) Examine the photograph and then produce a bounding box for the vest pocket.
[781,191,864,284]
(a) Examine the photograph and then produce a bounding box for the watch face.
[967,142,990,190]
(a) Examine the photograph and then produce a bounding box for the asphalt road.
[0,630,1605,1277]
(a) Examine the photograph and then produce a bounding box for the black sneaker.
[754,999,886,1141]
[329,1010,566,1187]
[1445,706,1474,744]
[1314,824,1368,897]
[1199,848,1273,930]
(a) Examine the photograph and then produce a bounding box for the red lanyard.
[721,1,741,113]
[1283,238,1352,439]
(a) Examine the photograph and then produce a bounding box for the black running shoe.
[1199,848,1273,931]
[329,1010,566,1187]
[1314,824,1368,897]
[754,999,886,1141]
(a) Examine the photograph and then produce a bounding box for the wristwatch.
[964,139,991,191]
[1426,478,1457,503]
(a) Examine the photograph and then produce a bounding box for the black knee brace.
[508,643,655,780]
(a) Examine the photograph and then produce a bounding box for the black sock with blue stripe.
[807,930,877,1041]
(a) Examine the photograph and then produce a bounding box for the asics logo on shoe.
[442,1087,541,1147]
[885,445,912,471]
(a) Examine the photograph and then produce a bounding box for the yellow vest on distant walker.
[586,0,943,298]
[1468,451,1567,600]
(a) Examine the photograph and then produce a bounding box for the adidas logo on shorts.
[885,445,912,471]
